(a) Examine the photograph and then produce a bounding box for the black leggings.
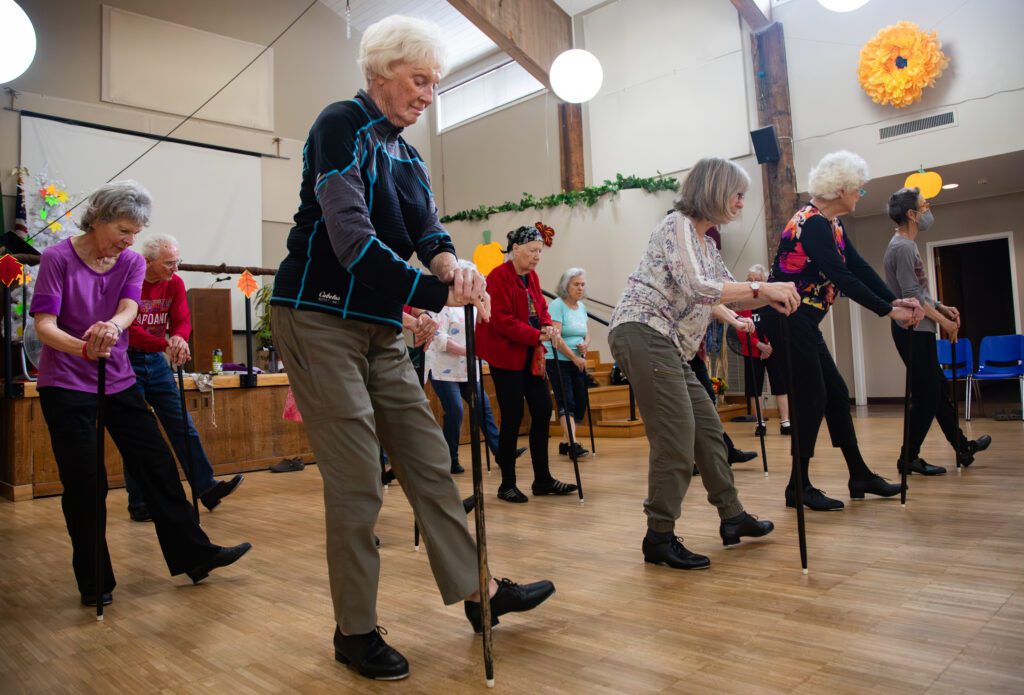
[688,356,741,455]
[489,357,554,490]
[891,324,967,459]
[759,307,873,488]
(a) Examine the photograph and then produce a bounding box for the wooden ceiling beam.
[447,0,572,90]
[729,0,771,31]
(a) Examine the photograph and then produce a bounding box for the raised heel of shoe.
[721,536,741,547]
[335,650,350,664]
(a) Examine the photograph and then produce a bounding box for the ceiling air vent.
[879,110,956,141]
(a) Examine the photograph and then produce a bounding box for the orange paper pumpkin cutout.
[237,270,258,298]
[904,170,943,198]
[473,242,505,277]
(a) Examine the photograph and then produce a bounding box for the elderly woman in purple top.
[30,181,251,608]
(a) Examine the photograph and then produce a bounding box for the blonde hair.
[808,150,869,200]
[674,157,750,224]
[359,15,447,82]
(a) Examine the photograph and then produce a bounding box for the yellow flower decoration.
[56,190,69,203]
[858,21,949,108]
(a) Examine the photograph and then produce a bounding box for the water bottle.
[212,348,223,374]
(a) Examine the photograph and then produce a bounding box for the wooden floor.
[1,408,1022,694]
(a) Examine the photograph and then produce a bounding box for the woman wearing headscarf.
[476,224,579,503]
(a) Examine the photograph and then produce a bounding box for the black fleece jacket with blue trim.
[271,90,455,329]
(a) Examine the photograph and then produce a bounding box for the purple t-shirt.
[30,239,145,394]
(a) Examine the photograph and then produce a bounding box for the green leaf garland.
[439,173,678,224]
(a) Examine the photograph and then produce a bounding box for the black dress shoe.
[128,507,152,522]
[558,442,569,456]
[451,462,465,474]
[531,479,578,496]
[200,474,244,511]
[642,534,710,570]
[849,474,901,500]
[334,626,409,680]
[780,423,792,435]
[754,423,767,437]
[186,542,253,584]
[570,443,589,458]
[381,468,396,485]
[897,457,946,476]
[785,486,844,511]
[462,495,476,514]
[81,592,113,607]
[719,512,775,547]
[728,448,758,464]
[515,446,527,459]
[464,577,556,633]
[968,435,992,454]
[497,486,529,503]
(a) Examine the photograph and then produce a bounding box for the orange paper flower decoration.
[237,270,258,298]
[858,21,949,108]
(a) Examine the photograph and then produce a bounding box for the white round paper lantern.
[0,0,37,84]
[816,0,871,12]
[549,49,603,104]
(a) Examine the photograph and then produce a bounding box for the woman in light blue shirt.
[546,268,591,458]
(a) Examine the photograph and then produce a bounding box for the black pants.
[759,307,866,486]
[489,356,554,490]
[688,356,741,455]
[891,325,967,459]
[38,386,218,596]
[546,358,586,424]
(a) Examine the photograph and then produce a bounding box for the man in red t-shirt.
[124,234,242,521]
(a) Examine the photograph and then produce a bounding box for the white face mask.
[915,208,935,231]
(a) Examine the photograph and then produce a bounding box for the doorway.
[929,233,1020,405]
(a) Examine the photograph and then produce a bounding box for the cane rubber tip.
[414,545,420,552]
[957,468,962,475]
[486,679,495,688]
[802,568,808,575]
[96,615,104,622]
[764,472,769,478]
[901,503,907,509]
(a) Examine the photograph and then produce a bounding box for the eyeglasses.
[857,188,867,198]
[162,259,180,269]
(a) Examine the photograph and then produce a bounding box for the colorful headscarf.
[505,222,555,252]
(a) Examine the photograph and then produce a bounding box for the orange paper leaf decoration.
[0,254,25,287]
[237,270,258,298]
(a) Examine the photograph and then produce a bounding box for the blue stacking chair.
[937,338,977,419]
[969,335,1024,420]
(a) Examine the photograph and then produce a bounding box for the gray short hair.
[674,157,750,225]
[747,263,768,280]
[556,267,586,300]
[80,180,152,232]
[808,150,869,200]
[359,15,447,82]
[140,233,180,260]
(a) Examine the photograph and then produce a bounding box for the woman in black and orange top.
[761,151,922,512]
[477,225,578,503]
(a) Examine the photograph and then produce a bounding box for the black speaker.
[750,125,781,164]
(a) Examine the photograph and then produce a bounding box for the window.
[436,60,545,133]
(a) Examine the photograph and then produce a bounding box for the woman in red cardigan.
[477,225,579,503]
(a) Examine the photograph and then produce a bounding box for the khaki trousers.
[609,322,744,533]
[273,307,479,634]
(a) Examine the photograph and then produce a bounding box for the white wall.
[776,0,1024,186]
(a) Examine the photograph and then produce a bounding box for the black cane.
[95,357,107,621]
[464,306,495,686]
[950,338,962,473]
[583,372,597,455]
[900,331,914,506]
[779,315,808,574]
[741,324,769,477]
[176,366,201,523]
[477,357,491,473]
[547,343,585,502]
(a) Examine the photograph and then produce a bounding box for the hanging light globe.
[0,0,37,84]
[817,0,871,12]
[549,49,603,104]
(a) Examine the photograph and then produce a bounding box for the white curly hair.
[807,150,869,200]
[359,15,447,82]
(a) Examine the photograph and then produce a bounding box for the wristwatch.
[750,282,761,298]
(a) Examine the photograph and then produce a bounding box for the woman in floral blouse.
[609,157,800,571]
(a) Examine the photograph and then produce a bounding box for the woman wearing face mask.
[760,151,923,512]
[476,225,579,503]
[883,187,991,475]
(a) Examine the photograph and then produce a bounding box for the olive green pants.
[609,322,745,533]
[273,306,479,635]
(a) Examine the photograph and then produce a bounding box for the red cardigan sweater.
[476,261,551,370]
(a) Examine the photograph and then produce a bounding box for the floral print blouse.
[611,212,732,360]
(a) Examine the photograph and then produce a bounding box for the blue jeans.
[124,352,217,511]
[429,377,500,465]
